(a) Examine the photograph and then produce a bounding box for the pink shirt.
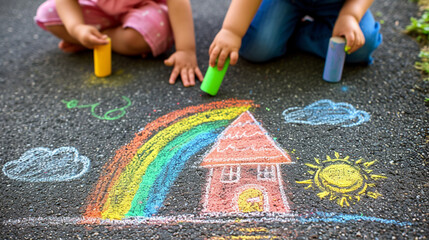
[95,0,166,15]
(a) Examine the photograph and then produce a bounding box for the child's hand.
[332,15,365,54]
[71,24,109,49]
[209,29,241,70]
[164,50,204,87]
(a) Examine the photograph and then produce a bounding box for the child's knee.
[35,1,61,31]
[364,21,382,51]
[122,28,151,53]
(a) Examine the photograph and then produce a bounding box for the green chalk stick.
[200,58,230,96]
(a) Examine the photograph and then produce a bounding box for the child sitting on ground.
[208,0,382,71]
[35,0,203,87]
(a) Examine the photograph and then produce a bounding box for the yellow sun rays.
[296,152,387,207]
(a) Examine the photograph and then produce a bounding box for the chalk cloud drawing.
[2,147,90,182]
[282,99,370,127]
[201,111,293,214]
[296,152,387,207]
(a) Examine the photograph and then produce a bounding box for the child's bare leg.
[103,27,151,56]
[45,25,87,53]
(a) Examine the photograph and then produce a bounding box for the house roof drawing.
[201,111,292,167]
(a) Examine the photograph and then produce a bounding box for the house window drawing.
[221,166,241,183]
[257,165,276,181]
[200,111,293,214]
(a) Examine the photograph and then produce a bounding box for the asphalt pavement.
[0,0,428,239]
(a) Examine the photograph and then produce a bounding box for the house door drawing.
[238,188,265,212]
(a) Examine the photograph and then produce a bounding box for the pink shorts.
[34,0,174,56]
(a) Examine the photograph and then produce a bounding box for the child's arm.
[209,0,262,70]
[55,0,108,48]
[333,0,374,53]
[164,0,203,87]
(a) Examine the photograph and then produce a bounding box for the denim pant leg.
[239,0,302,62]
[292,8,382,64]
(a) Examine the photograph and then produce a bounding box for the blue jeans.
[240,0,382,64]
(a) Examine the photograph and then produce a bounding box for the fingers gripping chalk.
[200,58,230,96]
[323,37,346,83]
[94,38,111,77]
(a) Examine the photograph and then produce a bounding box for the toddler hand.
[164,50,204,87]
[71,24,109,49]
[209,28,241,70]
[332,15,365,54]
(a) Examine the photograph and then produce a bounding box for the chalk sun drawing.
[282,99,370,127]
[84,99,259,220]
[2,147,90,182]
[200,111,293,214]
[296,152,387,207]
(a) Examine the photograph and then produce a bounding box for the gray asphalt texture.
[1,0,428,239]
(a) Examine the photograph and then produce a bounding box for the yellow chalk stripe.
[355,158,364,164]
[370,174,387,179]
[317,191,330,199]
[367,191,382,199]
[364,160,377,168]
[238,228,268,233]
[339,197,350,207]
[305,163,320,169]
[296,179,313,184]
[209,237,279,240]
[101,106,251,219]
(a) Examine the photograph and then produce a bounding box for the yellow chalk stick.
[94,38,111,77]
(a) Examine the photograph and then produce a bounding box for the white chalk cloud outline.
[2,147,90,182]
[282,99,370,127]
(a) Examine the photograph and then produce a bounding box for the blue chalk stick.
[323,37,346,83]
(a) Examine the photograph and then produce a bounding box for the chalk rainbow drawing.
[200,111,292,214]
[296,152,387,207]
[282,99,370,127]
[2,147,90,182]
[84,99,259,220]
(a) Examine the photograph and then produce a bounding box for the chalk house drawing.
[201,111,292,214]
[282,99,370,127]
[296,152,387,207]
[2,147,90,182]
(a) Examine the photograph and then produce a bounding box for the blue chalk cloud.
[2,147,90,182]
[282,99,370,127]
